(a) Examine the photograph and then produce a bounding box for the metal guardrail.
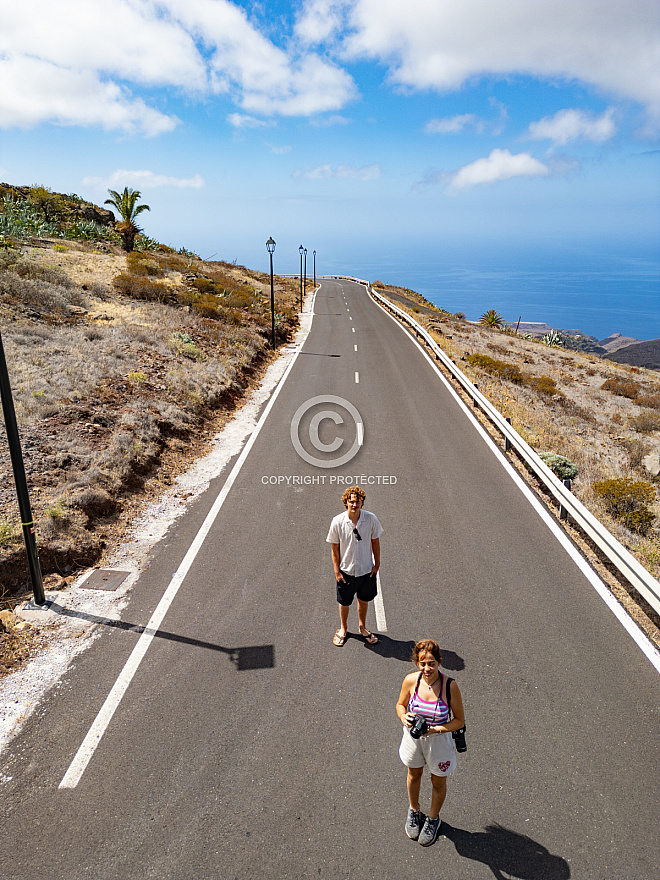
[342,282,660,616]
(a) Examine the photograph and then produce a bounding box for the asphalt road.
[1,280,658,879]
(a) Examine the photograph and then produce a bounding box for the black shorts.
[336,570,378,605]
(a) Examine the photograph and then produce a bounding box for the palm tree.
[480,308,505,328]
[104,187,150,252]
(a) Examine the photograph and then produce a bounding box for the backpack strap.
[445,676,455,720]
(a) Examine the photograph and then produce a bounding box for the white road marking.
[374,572,387,632]
[355,372,359,383]
[357,422,364,446]
[375,300,660,674]
[354,345,358,351]
[352,327,355,333]
[59,292,318,789]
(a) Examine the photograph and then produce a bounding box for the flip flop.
[360,629,379,645]
[333,630,347,647]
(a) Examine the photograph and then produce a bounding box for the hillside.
[0,234,305,604]
[372,283,660,644]
[600,332,642,354]
[606,339,660,370]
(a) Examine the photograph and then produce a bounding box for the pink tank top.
[407,672,450,725]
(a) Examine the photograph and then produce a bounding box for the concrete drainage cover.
[80,569,131,591]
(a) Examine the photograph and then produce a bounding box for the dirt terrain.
[0,238,303,608]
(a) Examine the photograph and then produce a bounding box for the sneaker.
[418,815,441,847]
[404,807,425,840]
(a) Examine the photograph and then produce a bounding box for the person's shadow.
[355,633,416,659]
[441,822,570,879]
[362,637,467,669]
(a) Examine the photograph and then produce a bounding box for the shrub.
[466,353,524,384]
[0,522,15,545]
[527,375,560,396]
[177,289,225,320]
[600,377,641,399]
[171,331,205,361]
[223,290,255,310]
[11,259,72,287]
[113,272,170,303]
[629,411,660,433]
[637,393,660,411]
[127,252,163,276]
[592,477,656,535]
[191,277,216,294]
[538,452,578,480]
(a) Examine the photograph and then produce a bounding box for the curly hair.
[411,639,442,664]
[342,485,366,508]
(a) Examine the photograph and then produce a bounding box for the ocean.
[340,244,660,343]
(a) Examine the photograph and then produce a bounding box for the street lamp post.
[313,250,316,285]
[298,244,304,312]
[303,248,307,303]
[266,237,276,349]
[0,331,45,605]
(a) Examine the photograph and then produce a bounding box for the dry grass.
[376,286,660,593]
[0,238,302,595]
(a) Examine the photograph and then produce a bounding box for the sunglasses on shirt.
[353,527,362,541]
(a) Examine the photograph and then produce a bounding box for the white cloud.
[527,108,617,145]
[447,149,550,189]
[0,56,178,136]
[83,170,205,189]
[310,114,351,127]
[343,0,660,119]
[227,113,273,128]
[269,144,293,154]
[295,163,381,180]
[425,114,483,134]
[0,0,357,133]
[295,1,352,45]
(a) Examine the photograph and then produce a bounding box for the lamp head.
[266,237,276,255]
[299,245,304,255]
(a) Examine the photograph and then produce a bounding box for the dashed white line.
[354,345,358,351]
[355,372,359,383]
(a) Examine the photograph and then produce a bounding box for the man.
[326,485,383,646]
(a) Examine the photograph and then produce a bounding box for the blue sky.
[1,1,658,335]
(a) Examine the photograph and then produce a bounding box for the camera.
[452,725,467,752]
[409,716,428,739]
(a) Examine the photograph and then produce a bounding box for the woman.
[396,639,466,847]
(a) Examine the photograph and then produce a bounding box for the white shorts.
[399,726,457,776]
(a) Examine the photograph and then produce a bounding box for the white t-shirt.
[326,510,383,577]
